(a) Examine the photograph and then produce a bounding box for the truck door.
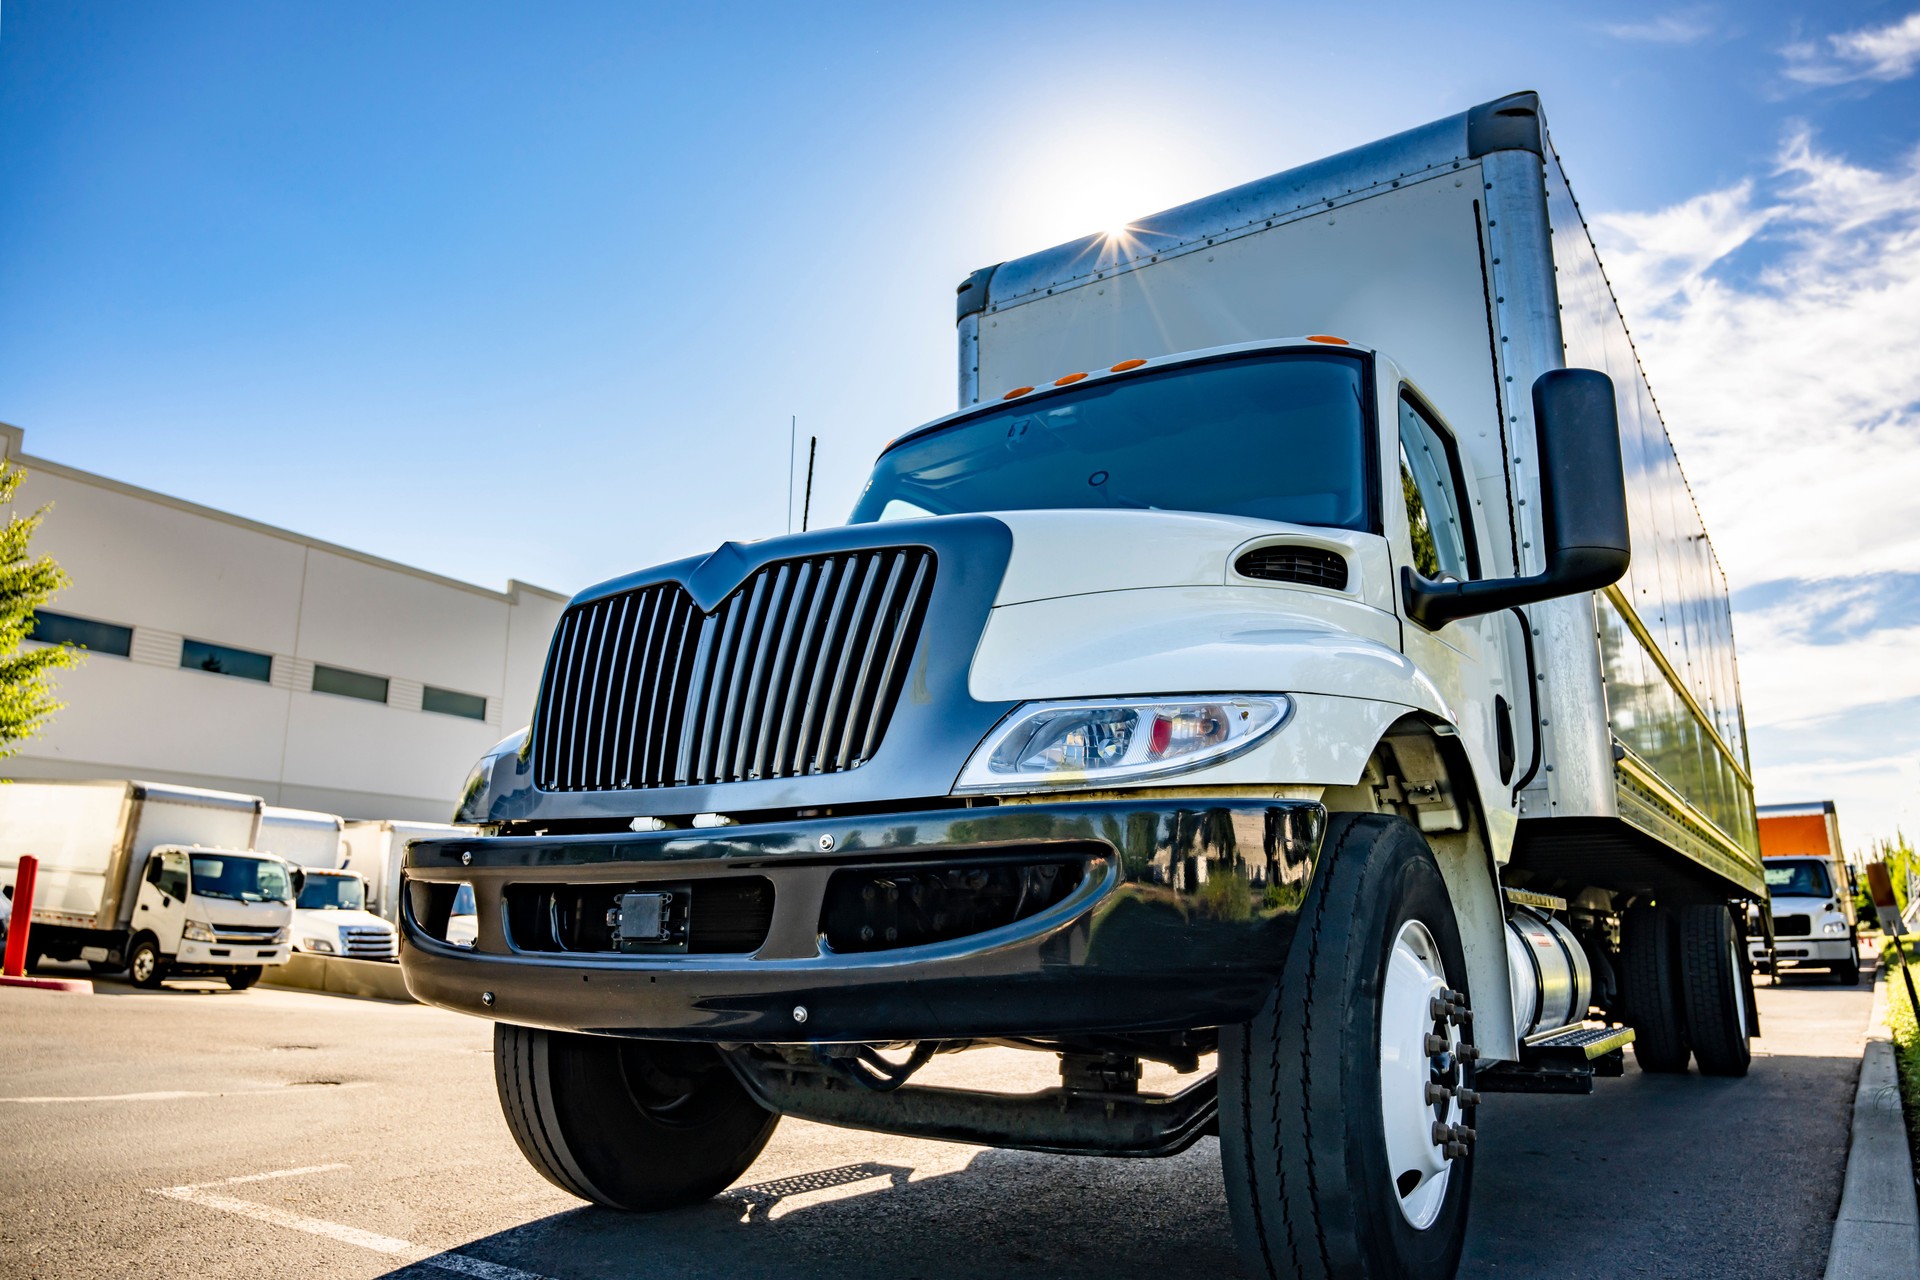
[1390,390,1509,807]
[137,850,190,953]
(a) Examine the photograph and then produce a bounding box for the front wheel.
[128,936,169,989]
[224,966,263,990]
[494,1023,778,1211]
[1832,942,1861,986]
[1219,813,1475,1280]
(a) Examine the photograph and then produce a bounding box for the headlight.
[182,920,216,943]
[269,927,289,944]
[302,937,336,954]
[1822,920,1849,935]
[955,695,1290,793]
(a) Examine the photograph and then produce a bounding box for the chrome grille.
[340,924,397,958]
[533,548,935,792]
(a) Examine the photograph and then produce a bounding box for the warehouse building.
[1,422,569,820]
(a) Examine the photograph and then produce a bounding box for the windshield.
[297,872,366,911]
[1765,861,1832,899]
[850,352,1371,528]
[189,854,294,904]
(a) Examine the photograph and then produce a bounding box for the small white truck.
[1750,800,1859,984]
[257,806,398,960]
[402,92,1766,1279]
[0,780,294,989]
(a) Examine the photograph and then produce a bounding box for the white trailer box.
[256,805,347,869]
[0,779,291,987]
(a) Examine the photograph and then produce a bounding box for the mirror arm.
[1402,544,1629,630]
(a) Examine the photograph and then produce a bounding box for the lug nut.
[1458,1089,1482,1107]
[1446,1141,1469,1160]
[1424,1034,1450,1055]
[1425,1082,1453,1105]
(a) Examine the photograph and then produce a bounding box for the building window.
[312,664,389,704]
[182,638,273,683]
[28,611,133,657]
[423,685,487,720]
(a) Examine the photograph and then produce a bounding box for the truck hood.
[986,509,1393,612]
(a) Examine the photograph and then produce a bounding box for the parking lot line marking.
[4,1082,371,1104]
[148,1166,555,1280]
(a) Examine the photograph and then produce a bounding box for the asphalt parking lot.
[0,961,1879,1280]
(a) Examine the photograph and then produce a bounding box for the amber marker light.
[1307,335,1350,345]
[1054,372,1088,386]
[1109,358,1147,372]
[1003,386,1035,400]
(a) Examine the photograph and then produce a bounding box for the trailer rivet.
[818,833,836,851]
[481,991,495,1007]
[461,851,472,866]
[792,1005,809,1023]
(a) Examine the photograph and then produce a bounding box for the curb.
[259,952,414,1002]
[1824,966,1920,1280]
[0,973,94,994]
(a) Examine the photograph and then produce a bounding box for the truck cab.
[1753,855,1859,984]
[291,867,399,961]
[129,844,294,989]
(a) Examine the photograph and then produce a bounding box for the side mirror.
[289,866,307,897]
[1403,368,1631,627]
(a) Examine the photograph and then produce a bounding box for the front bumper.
[176,941,289,967]
[1751,937,1853,966]
[400,798,1323,1042]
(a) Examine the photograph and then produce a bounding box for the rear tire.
[1219,813,1475,1280]
[1620,905,1689,1073]
[224,967,263,990]
[494,1023,777,1211]
[1678,904,1752,1077]
[128,935,168,989]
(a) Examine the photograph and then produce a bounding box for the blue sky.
[3,2,1918,847]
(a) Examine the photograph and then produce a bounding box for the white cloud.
[1602,12,1716,45]
[1783,10,1920,85]
[1588,129,1920,587]
[1587,129,1920,844]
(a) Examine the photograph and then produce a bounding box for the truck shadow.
[378,1142,1246,1280]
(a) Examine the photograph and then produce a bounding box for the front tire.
[494,1023,778,1211]
[128,936,168,989]
[224,966,263,990]
[1219,813,1475,1280]
[1832,940,1861,986]
[1678,903,1752,1077]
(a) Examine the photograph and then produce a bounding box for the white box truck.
[400,92,1764,1278]
[256,806,398,960]
[1750,800,1860,984]
[0,780,294,989]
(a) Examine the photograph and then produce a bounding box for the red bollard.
[2,855,38,977]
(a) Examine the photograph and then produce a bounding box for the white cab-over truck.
[257,806,399,960]
[400,92,1764,1279]
[0,780,295,989]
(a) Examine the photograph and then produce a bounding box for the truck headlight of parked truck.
[399,91,1768,1280]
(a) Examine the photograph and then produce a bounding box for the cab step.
[1475,1023,1635,1095]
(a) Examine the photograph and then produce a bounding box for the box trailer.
[254,805,347,869]
[400,91,1763,1279]
[0,779,293,988]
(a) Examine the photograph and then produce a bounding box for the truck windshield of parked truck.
[189,853,294,904]
[1765,860,1831,898]
[850,352,1370,529]
[296,872,366,911]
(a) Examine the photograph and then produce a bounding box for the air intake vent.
[532,548,935,792]
[1233,545,1349,591]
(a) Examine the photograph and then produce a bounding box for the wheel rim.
[1379,918,1459,1230]
[131,949,154,983]
[1729,935,1748,1039]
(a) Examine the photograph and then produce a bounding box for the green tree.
[0,460,80,755]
